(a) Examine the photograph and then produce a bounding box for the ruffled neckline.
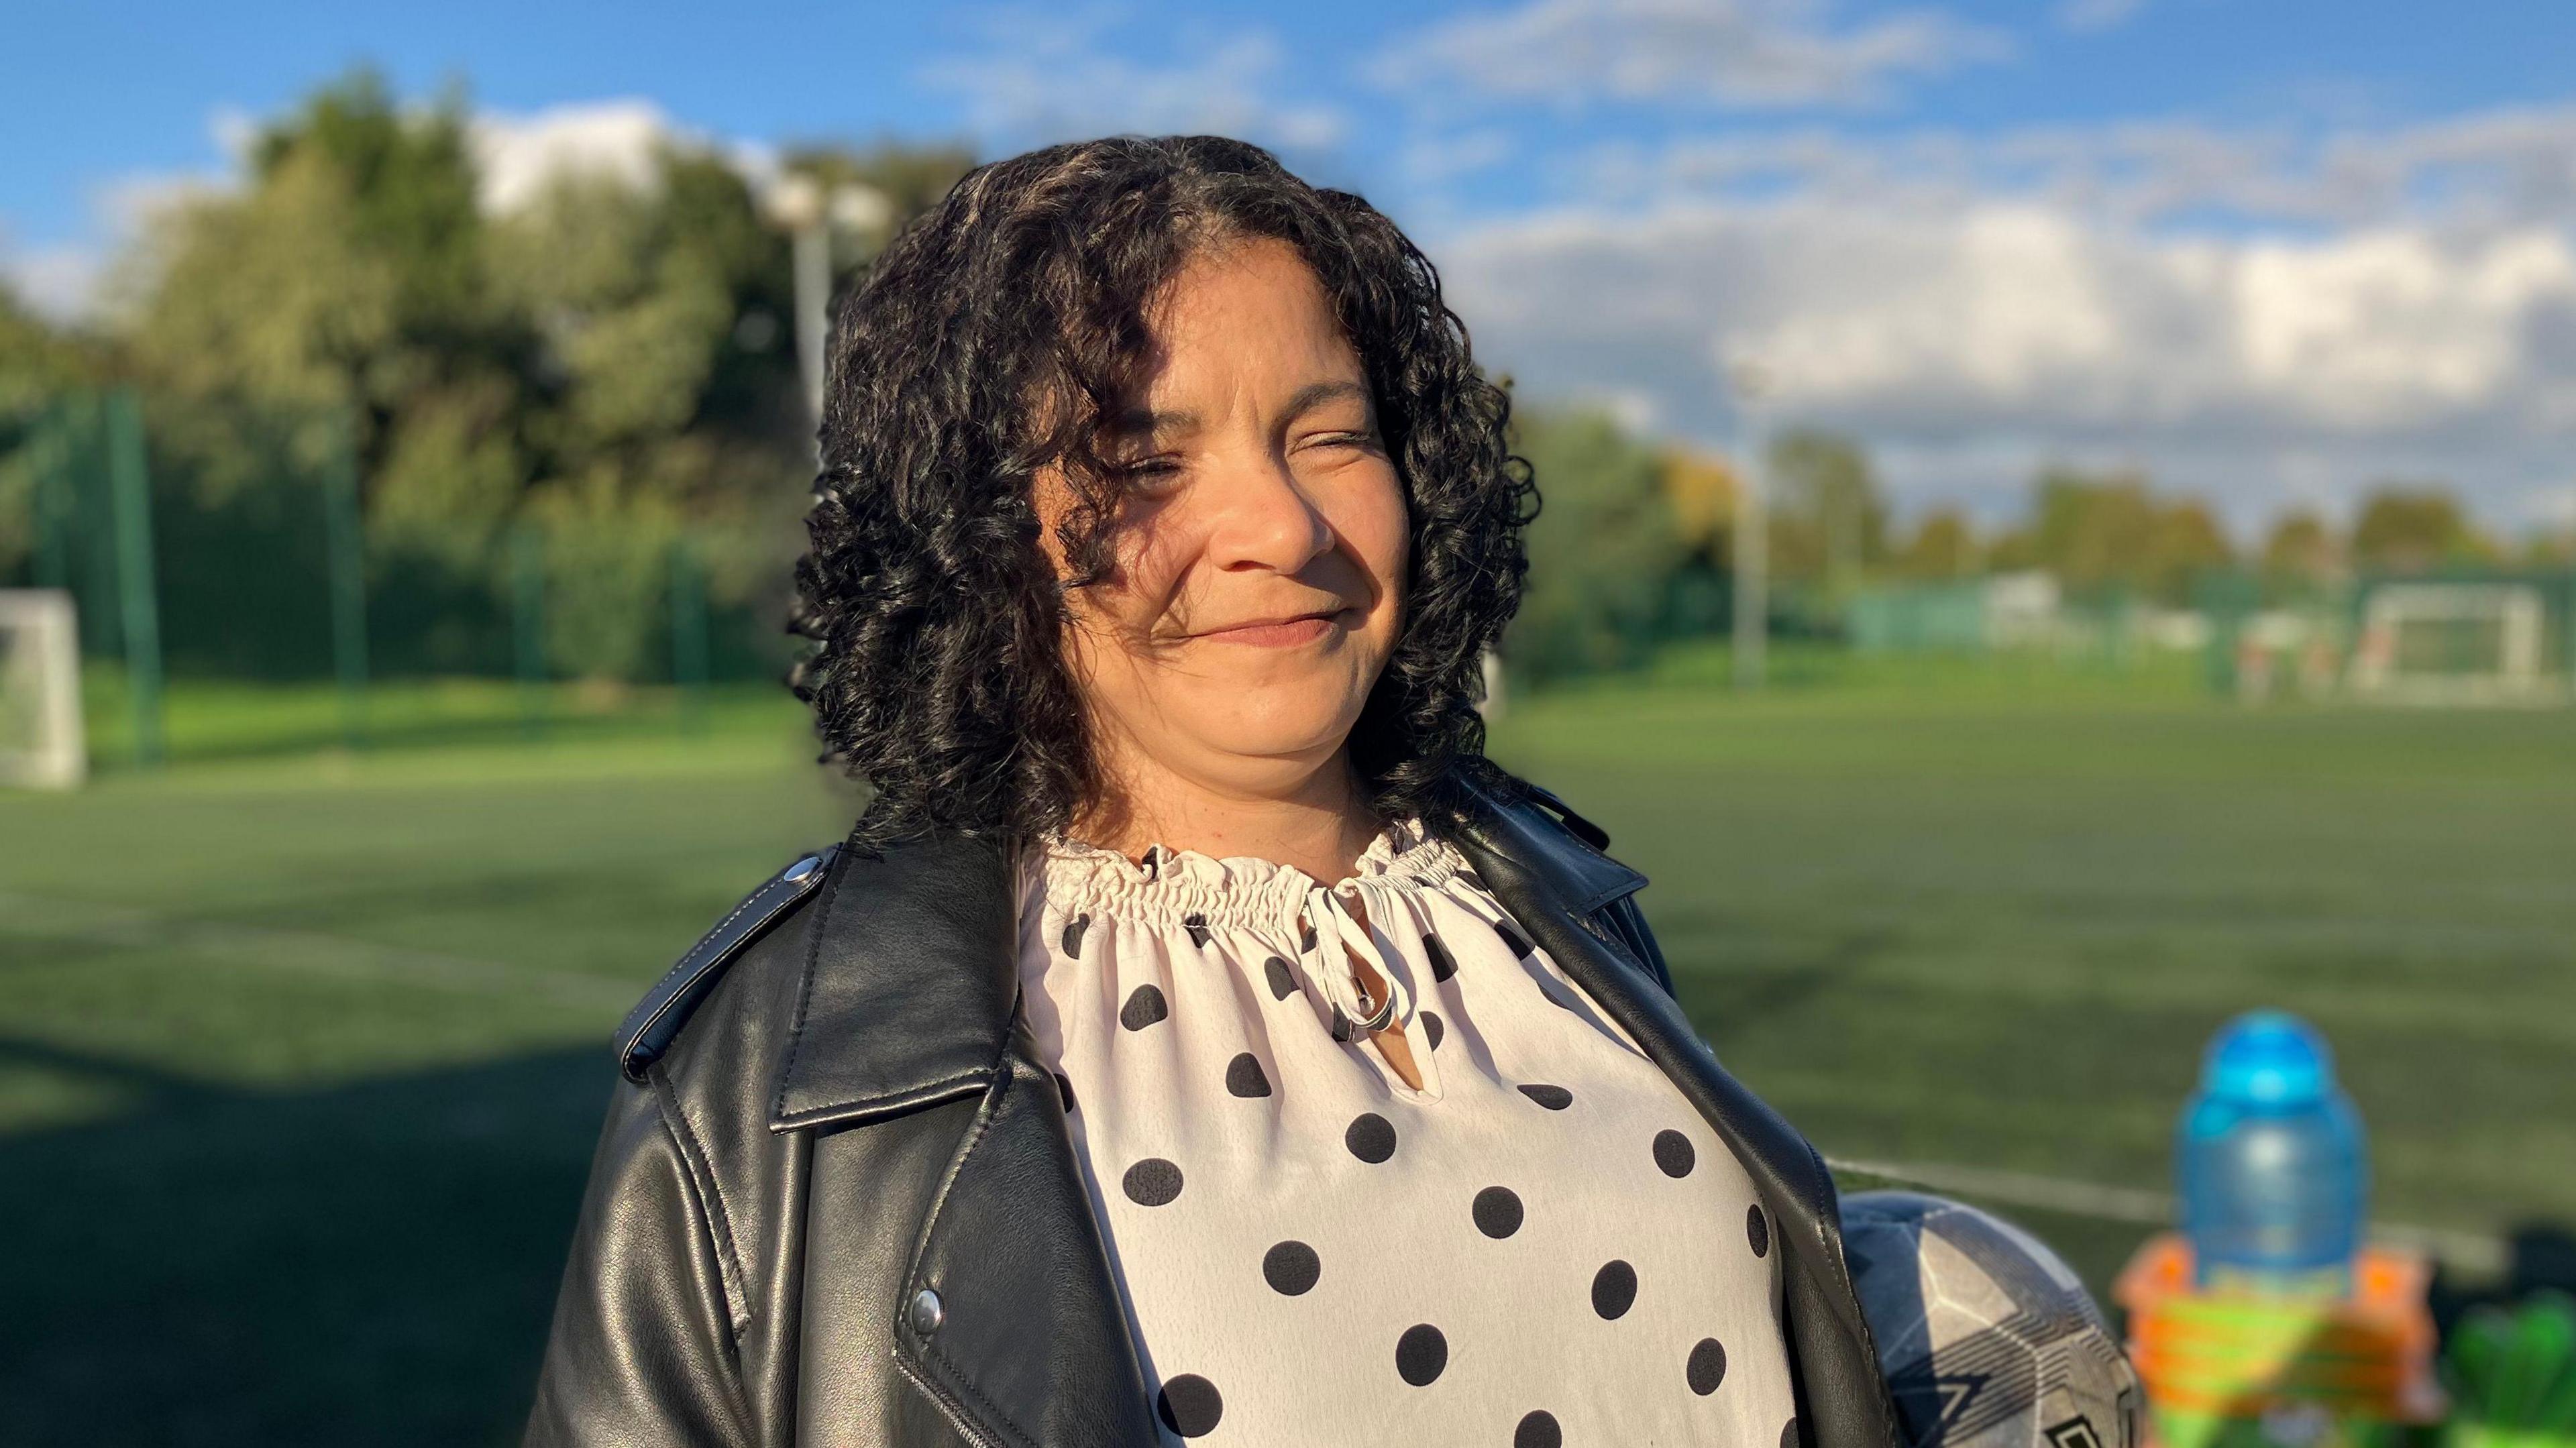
[1026,816,1469,930]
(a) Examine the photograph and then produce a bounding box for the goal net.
[2347,581,2553,705]
[0,590,86,788]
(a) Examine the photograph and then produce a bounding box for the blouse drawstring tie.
[1301,879,1409,1039]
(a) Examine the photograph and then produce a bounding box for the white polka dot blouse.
[1011,816,1799,1447]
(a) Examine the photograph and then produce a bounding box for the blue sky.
[11,0,2576,531]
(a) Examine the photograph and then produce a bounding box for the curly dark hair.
[790,133,1542,854]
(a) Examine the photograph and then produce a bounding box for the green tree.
[1890,507,1981,580]
[2145,498,2233,602]
[2258,508,2341,596]
[0,288,107,575]
[1764,427,1884,592]
[2349,486,2497,573]
[1505,402,1686,681]
[88,67,987,678]
[1993,465,2232,604]
[129,69,535,520]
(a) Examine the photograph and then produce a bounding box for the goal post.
[2347,581,2555,705]
[0,589,87,789]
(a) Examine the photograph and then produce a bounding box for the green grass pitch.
[3,661,2570,1443]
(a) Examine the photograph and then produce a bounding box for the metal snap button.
[908,1287,945,1335]
[784,854,822,885]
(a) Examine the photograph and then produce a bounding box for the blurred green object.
[2445,1295,2576,1448]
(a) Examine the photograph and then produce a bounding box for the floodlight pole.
[792,219,829,438]
[1730,362,1771,693]
[767,174,893,463]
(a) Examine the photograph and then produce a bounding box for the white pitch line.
[0,891,636,1013]
[1828,1154,2508,1274]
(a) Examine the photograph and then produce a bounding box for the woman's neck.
[1069,753,1383,885]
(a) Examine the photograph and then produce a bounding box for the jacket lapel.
[770,824,1154,1448]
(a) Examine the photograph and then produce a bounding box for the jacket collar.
[767,822,1021,1131]
[767,777,1646,1131]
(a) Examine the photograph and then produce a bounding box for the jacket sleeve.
[523,1068,758,1448]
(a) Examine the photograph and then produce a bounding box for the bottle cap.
[2200,1009,2334,1105]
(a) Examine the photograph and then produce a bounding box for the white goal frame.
[2347,581,2554,705]
[0,589,87,789]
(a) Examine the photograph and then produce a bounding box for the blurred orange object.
[2113,1231,2445,1448]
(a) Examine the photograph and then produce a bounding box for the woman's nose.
[1204,451,1334,573]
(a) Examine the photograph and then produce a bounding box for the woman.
[523,134,1903,1448]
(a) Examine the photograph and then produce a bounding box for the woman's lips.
[1193,610,1345,647]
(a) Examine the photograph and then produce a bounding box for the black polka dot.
[1748,1203,1771,1258]
[1518,1084,1573,1111]
[1061,914,1089,957]
[1472,1186,1523,1239]
[1495,922,1534,958]
[1395,1324,1448,1386]
[1592,1259,1638,1319]
[1688,1337,1728,1395]
[1515,1410,1562,1448]
[1122,1158,1183,1206]
[1299,917,1318,952]
[1330,1005,1354,1042]
[1053,1072,1075,1114]
[1782,1417,1801,1448]
[1654,1129,1697,1178]
[1263,1240,1321,1296]
[1422,1011,1445,1050]
[1183,911,1212,949]
[1345,1112,1397,1163]
[1140,845,1161,880]
[1155,1375,1222,1437]
[1425,934,1457,982]
[1119,984,1169,1031]
[1265,955,1297,1000]
[1224,1052,1272,1098]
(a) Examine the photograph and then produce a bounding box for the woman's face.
[1040,235,1409,810]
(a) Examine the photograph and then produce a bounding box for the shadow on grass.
[0,1038,613,1447]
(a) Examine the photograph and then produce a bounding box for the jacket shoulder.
[1454,771,1644,903]
[616,844,840,1082]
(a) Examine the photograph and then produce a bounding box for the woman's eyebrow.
[1108,378,1371,441]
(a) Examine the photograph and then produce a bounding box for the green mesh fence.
[5,389,800,695]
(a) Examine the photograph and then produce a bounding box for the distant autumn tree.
[2349,486,2498,573]
[1764,427,1885,592]
[1890,507,1982,580]
[1988,465,2233,604]
[2258,509,2342,596]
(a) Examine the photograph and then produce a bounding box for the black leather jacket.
[523,773,1902,1448]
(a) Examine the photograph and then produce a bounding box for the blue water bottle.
[2176,1009,2369,1296]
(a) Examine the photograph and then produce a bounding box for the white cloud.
[920,7,1349,152]
[1408,105,2576,533]
[1,242,106,324]
[1431,119,2576,532]
[470,99,687,214]
[1373,0,2012,112]
[1551,107,2576,234]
